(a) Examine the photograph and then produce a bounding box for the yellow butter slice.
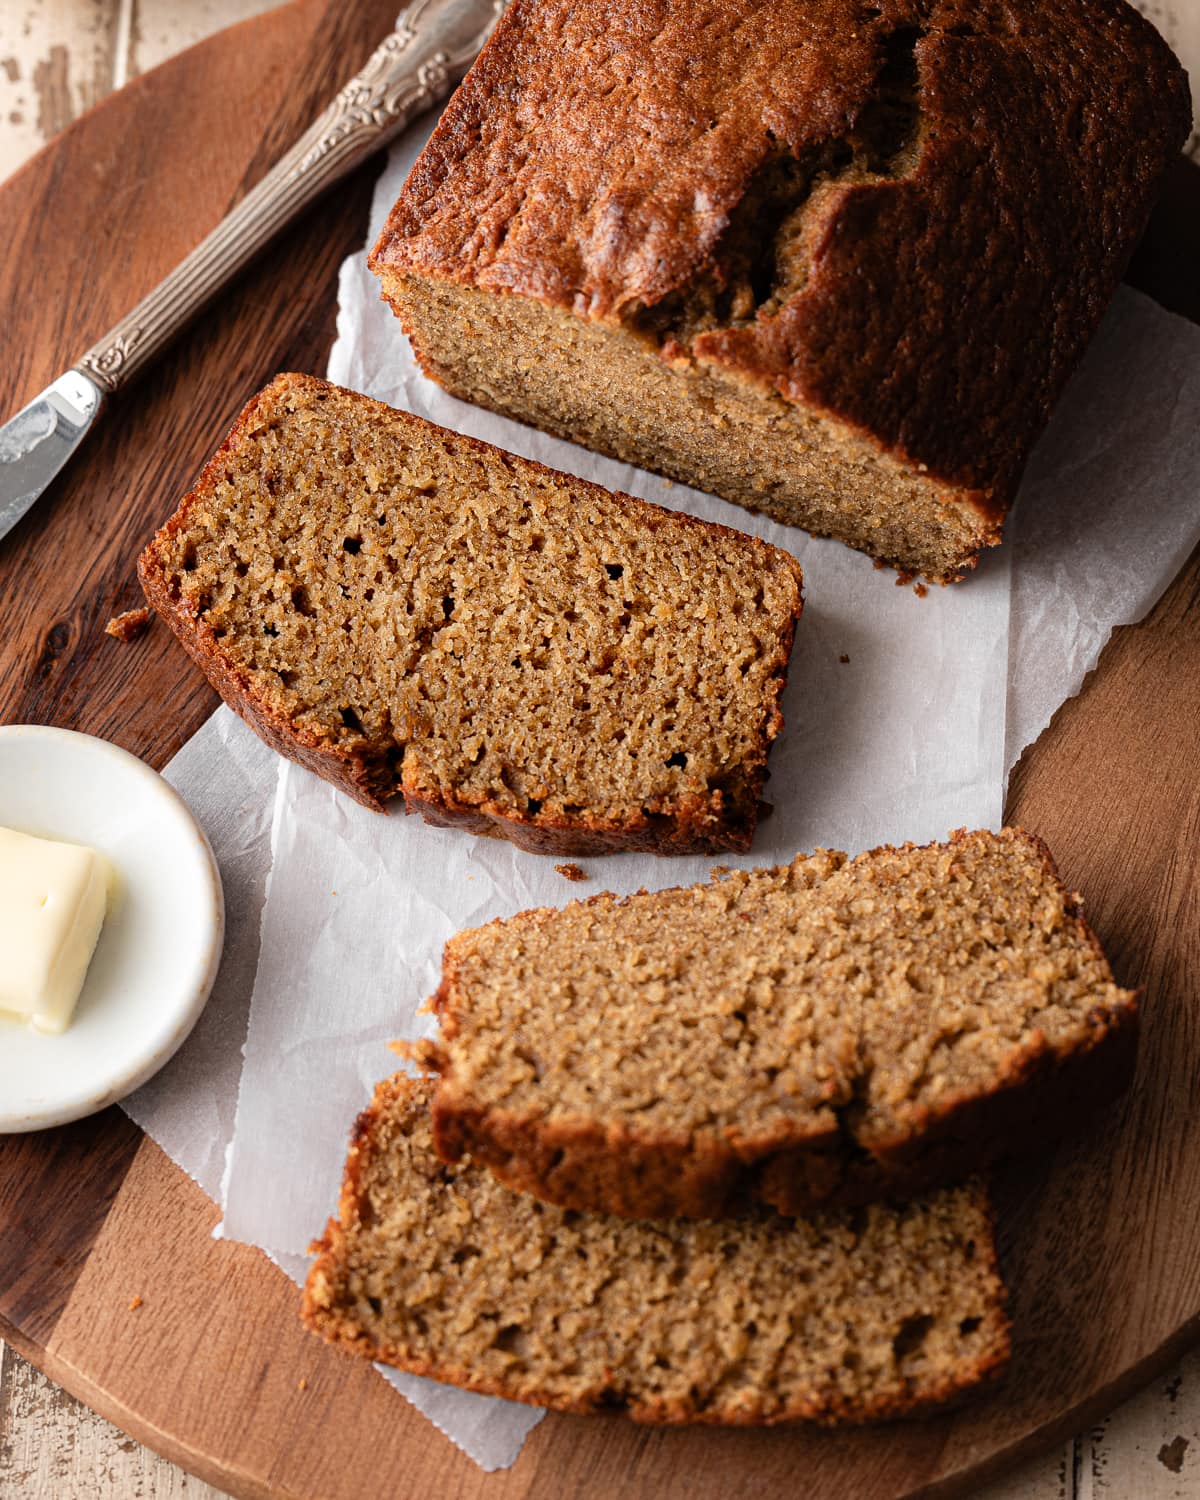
[0,826,111,1034]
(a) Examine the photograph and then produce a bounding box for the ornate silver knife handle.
[75,0,505,395]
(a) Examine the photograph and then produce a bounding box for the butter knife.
[0,0,504,548]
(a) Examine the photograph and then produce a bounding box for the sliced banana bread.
[139,374,803,856]
[302,1075,1010,1424]
[421,828,1137,1217]
[371,0,1190,583]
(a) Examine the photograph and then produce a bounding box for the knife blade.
[0,0,504,550]
[0,372,105,546]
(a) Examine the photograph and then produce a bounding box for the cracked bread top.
[372,0,1190,500]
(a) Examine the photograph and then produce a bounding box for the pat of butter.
[0,826,111,1034]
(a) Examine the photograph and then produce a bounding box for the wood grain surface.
[0,1,1198,1497]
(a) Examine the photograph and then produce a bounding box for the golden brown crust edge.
[137,380,395,813]
[426,827,1138,1218]
[138,372,803,856]
[301,1075,1011,1425]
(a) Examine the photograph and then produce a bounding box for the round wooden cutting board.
[1,4,1198,1496]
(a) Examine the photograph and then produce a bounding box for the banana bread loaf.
[371,0,1190,583]
[302,1074,1010,1424]
[139,374,803,855]
[419,829,1137,1217]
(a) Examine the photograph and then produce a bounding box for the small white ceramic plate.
[0,725,224,1132]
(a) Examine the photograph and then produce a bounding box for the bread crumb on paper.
[555,863,587,882]
[128,1295,143,1311]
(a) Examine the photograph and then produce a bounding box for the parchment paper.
[122,706,277,1201]
[126,112,1200,1473]
[1006,287,1200,769]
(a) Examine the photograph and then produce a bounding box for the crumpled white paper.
[123,103,1200,1474]
[1005,287,1200,770]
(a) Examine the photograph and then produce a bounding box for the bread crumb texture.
[302,1076,1009,1424]
[105,607,152,643]
[429,829,1137,1216]
[139,375,802,855]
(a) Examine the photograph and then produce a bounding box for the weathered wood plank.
[0,0,120,182]
[1077,1347,1200,1498]
[0,1340,228,1498]
[129,0,278,77]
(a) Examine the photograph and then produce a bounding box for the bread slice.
[370,0,1189,583]
[138,374,803,856]
[420,829,1137,1217]
[302,1075,1010,1424]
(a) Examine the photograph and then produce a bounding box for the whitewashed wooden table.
[0,2,1198,1496]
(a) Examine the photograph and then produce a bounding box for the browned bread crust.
[139,374,803,856]
[422,828,1138,1218]
[372,0,1190,578]
[302,1074,1011,1424]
